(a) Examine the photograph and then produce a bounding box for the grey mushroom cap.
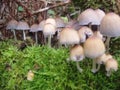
[30,24,42,32]
[100,12,120,37]
[55,17,66,28]
[16,21,30,30]
[6,19,18,30]
[95,9,105,23]
[78,8,100,25]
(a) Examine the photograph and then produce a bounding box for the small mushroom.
[27,70,34,81]
[68,44,85,72]
[59,27,80,47]
[105,58,118,77]
[6,19,18,40]
[96,54,113,72]
[100,12,120,51]
[16,21,30,40]
[30,24,42,44]
[84,33,106,73]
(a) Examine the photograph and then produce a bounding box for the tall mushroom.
[30,24,42,44]
[6,19,18,40]
[78,8,100,31]
[68,45,85,72]
[43,18,56,47]
[43,23,56,47]
[83,33,106,73]
[16,21,30,40]
[100,12,120,51]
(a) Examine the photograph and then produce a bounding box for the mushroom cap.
[6,19,18,30]
[59,27,80,45]
[43,23,56,37]
[84,36,105,59]
[55,17,66,28]
[96,54,113,64]
[16,21,29,30]
[95,9,105,23]
[105,58,118,72]
[78,26,93,43]
[30,24,42,32]
[45,18,56,27]
[100,12,120,37]
[78,8,100,25]
[70,45,85,61]
[38,20,45,31]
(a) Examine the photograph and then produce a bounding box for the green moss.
[0,40,120,90]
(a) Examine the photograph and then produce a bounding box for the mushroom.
[59,27,80,47]
[43,23,56,47]
[30,24,42,44]
[78,8,99,30]
[16,21,30,40]
[78,26,93,43]
[83,33,106,73]
[105,58,118,77]
[68,44,85,72]
[100,12,120,51]
[27,70,34,81]
[95,54,113,72]
[6,19,18,40]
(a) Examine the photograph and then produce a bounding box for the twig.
[20,0,71,20]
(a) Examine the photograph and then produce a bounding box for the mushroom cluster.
[5,8,119,76]
[64,8,119,76]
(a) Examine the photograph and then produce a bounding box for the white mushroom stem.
[35,32,38,44]
[23,30,26,40]
[91,59,97,73]
[48,35,52,47]
[76,61,83,73]
[106,70,112,77]
[11,29,17,40]
[105,37,111,52]
[96,64,101,72]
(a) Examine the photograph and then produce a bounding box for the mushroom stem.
[23,30,26,40]
[96,64,101,72]
[91,59,97,73]
[105,37,111,52]
[12,29,17,41]
[35,32,38,44]
[48,35,52,47]
[76,61,83,73]
[106,70,111,77]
